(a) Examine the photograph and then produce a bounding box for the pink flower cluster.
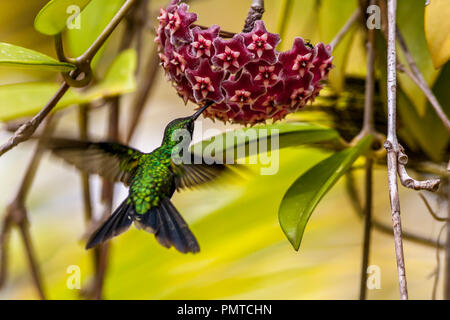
[156,0,333,125]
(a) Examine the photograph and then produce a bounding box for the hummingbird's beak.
[191,101,214,121]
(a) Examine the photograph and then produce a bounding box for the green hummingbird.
[47,102,230,254]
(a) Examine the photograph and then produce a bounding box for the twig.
[0,0,138,158]
[0,83,70,157]
[395,30,450,133]
[126,46,159,143]
[432,223,447,300]
[419,192,450,222]
[329,8,361,50]
[243,0,265,32]
[0,116,56,299]
[445,181,450,299]
[359,4,376,299]
[385,0,408,299]
[396,146,440,191]
[346,172,445,248]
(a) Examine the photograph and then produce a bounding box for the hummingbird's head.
[163,101,213,143]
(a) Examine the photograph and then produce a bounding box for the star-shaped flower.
[169,45,199,79]
[186,60,225,103]
[245,61,282,88]
[242,20,280,64]
[222,73,265,107]
[173,76,195,104]
[212,35,254,73]
[277,72,314,109]
[279,38,317,78]
[251,81,284,114]
[191,25,220,58]
[311,43,334,82]
[164,3,197,44]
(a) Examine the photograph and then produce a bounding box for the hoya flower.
[222,73,265,108]
[279,38,317,78]
[163,3,197,44]
[174,76,195,104]
[191,25,220,58]
[242,21,280,64]
[186,60,225,103]
[277,72,314,110]
[156,1,333,125]
[245,61,282,88]
[311,43,334,82]
[212,35,254,73]
[252,81,285,114]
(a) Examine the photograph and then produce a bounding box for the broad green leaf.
[397,0,440,116]
[279,135,372,251]
[34,0,92,36]
[66,0,126,67]
[425,0,450,68]
[191,122,341,161]
[0,42,75,72]
[318,0,358,91]
[0,49,137,121]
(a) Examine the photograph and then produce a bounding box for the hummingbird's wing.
[171,152,229,190]
[46,138,143,186]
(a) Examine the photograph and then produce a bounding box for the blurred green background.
[0,0,447,299]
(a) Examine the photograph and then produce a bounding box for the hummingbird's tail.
[135,198,200,254]
[85,199,134,250]
[86,198,200,254]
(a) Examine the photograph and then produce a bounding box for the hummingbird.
[47,102,230,254]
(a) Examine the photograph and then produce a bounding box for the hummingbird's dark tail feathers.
[135,198,200,254]
[85,198,200,254]
[85,199,134,250]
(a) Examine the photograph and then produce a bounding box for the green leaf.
[318,0,357,91]
[279,136,372,251]
[425,0,450,69]
[34,0,92,36]
[0,49,137,121]
[191,122,341,161]
[0,42,75,72]
[397,0,440,116]
[83,48,137,100]
[66,0,125,67]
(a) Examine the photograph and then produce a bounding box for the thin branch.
[432,223,447,300]
[78,0,138,63]
[0,116,56,298]
[395,30,450,133]
[329,8,361,50]
[359,5,376,299]
[0,0,138,158]
[346,172,445,248]
[445,181,450,299]
[419,192,450,222]
[397,146,440,191]
[126,46,159,143]
[360,159,373,300]
[385,0,408,300]
[0,83,70,157]
[243,0,265,32]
